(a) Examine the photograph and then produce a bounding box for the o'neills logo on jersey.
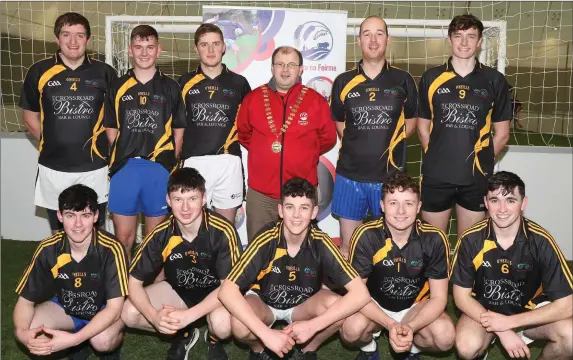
[298,112,308,126]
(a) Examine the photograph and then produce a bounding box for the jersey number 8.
[74,277,82,288]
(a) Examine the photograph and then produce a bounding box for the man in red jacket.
[237,46,336,242]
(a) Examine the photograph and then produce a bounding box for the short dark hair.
[131,25,159,42]
[448,14,484,39]
[281,178,317,205]
[272,46,303,66]
[58,184,99,214]
[194,23,224,46]
[487,171,525,198]
[382,172,420,200]
[54,12,91,39]
[359,15,389,35]
[168,167,206,194]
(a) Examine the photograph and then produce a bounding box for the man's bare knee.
[554,320,573,357]
[429,318,456,351]
[231,316,254,341]
[340,314,369,344]
[455,334,485,360]
[208,307,232,340]
[90,331,122,353]
[121,299,143,328]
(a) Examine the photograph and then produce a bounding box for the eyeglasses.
[273,62,301,70]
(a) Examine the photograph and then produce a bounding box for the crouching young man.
[14,184,128,360]
[121,168,242,360]
[218,178,370,360]
[451,171,573,360]
[341,172,455,360]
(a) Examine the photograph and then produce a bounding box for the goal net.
[1,1,572,242]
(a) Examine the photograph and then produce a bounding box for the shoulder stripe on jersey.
[449,221,488,278]
[312,229,358,279]
[182,74,206,105]
[37,64,67,154]
[425,72,456,152]
[149,115,174,161]
[257,248,288,281]
[340,75,367,103]
[419,223,451,272]
[383,109,406,169]
[130,218,172,271]
[161,236,184,262]
[472,240,497,270]
[98,234,129,296]
[209,216,241,266]
[110,77,138,169]
[372,238,393,265]
[50,254,72,278]
[227,226,279,282]
[527,224,573,289]
[348,219,384,263]
[16,233,64,294]
[472,108,493,176]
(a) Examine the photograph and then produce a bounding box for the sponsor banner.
[203,6,347,248]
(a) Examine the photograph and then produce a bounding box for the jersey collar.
[445,56,483,74]
[126,68,163,81]
[54,51,92,68]
[487,217,529,243]
[196,64,229,78]
[356,59,390,79]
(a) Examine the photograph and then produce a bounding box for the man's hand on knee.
[17,325,52,356]
[42,326,81,354]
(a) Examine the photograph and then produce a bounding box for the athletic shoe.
[68,343,92,360]
[290,348,318,360]
[354,342,381,360]
[248,349,274,360]
[165,327,200,360]
[205,330,228,360]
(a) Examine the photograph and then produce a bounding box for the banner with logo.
[202,6,347,247]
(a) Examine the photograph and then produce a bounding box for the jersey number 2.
[369,92,376,102]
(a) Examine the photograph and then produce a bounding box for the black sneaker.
[355,342,380,360]
[290,348,318,360]
[165,327,200,360]
[248,349,274,360]
[204,330,228,360]
[68,343,92,360]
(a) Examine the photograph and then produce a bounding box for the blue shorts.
[109,158,170,217]
[49,296,104,333]
[331,174,383,220]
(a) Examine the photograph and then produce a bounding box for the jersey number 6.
[501,263,509,274]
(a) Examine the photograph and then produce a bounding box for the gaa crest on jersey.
[294,21,333,61]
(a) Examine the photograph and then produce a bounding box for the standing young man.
[237,46,336,242]
[451,171,573,360]
[121,168,242,360]
[330,16,418,259]
[179,23,251,224]
[417,14,512,236]
[341,172,455,360]
[14,184,128,360]
[218,178,369,360]
[105,25,186,257]
[19,12,117,233]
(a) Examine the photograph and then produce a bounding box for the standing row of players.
[23,12,510,261]
[14,170,573,360]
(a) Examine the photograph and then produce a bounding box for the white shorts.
[372,298,421,354]
[184,154,243,209]
[35,165,109,210]
[498,301,550,345]
[245,290,294,325]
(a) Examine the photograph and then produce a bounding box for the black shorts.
[174,286,212,309]
[420,176,486,212]
[47,202,107,231]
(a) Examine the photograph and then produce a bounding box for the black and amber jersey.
[418,58,512,185]
[15,229,128,320]
[104,69,186,177]
[227,221,358,310]
[19,53,117,172]
[178,65,251,158]
[130,210,241,303]
[450,218,573,315]
[349,218,449,312]
[331,61,418,183]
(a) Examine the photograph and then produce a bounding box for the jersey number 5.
[501,263,509,274]
[289,271,296,281]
